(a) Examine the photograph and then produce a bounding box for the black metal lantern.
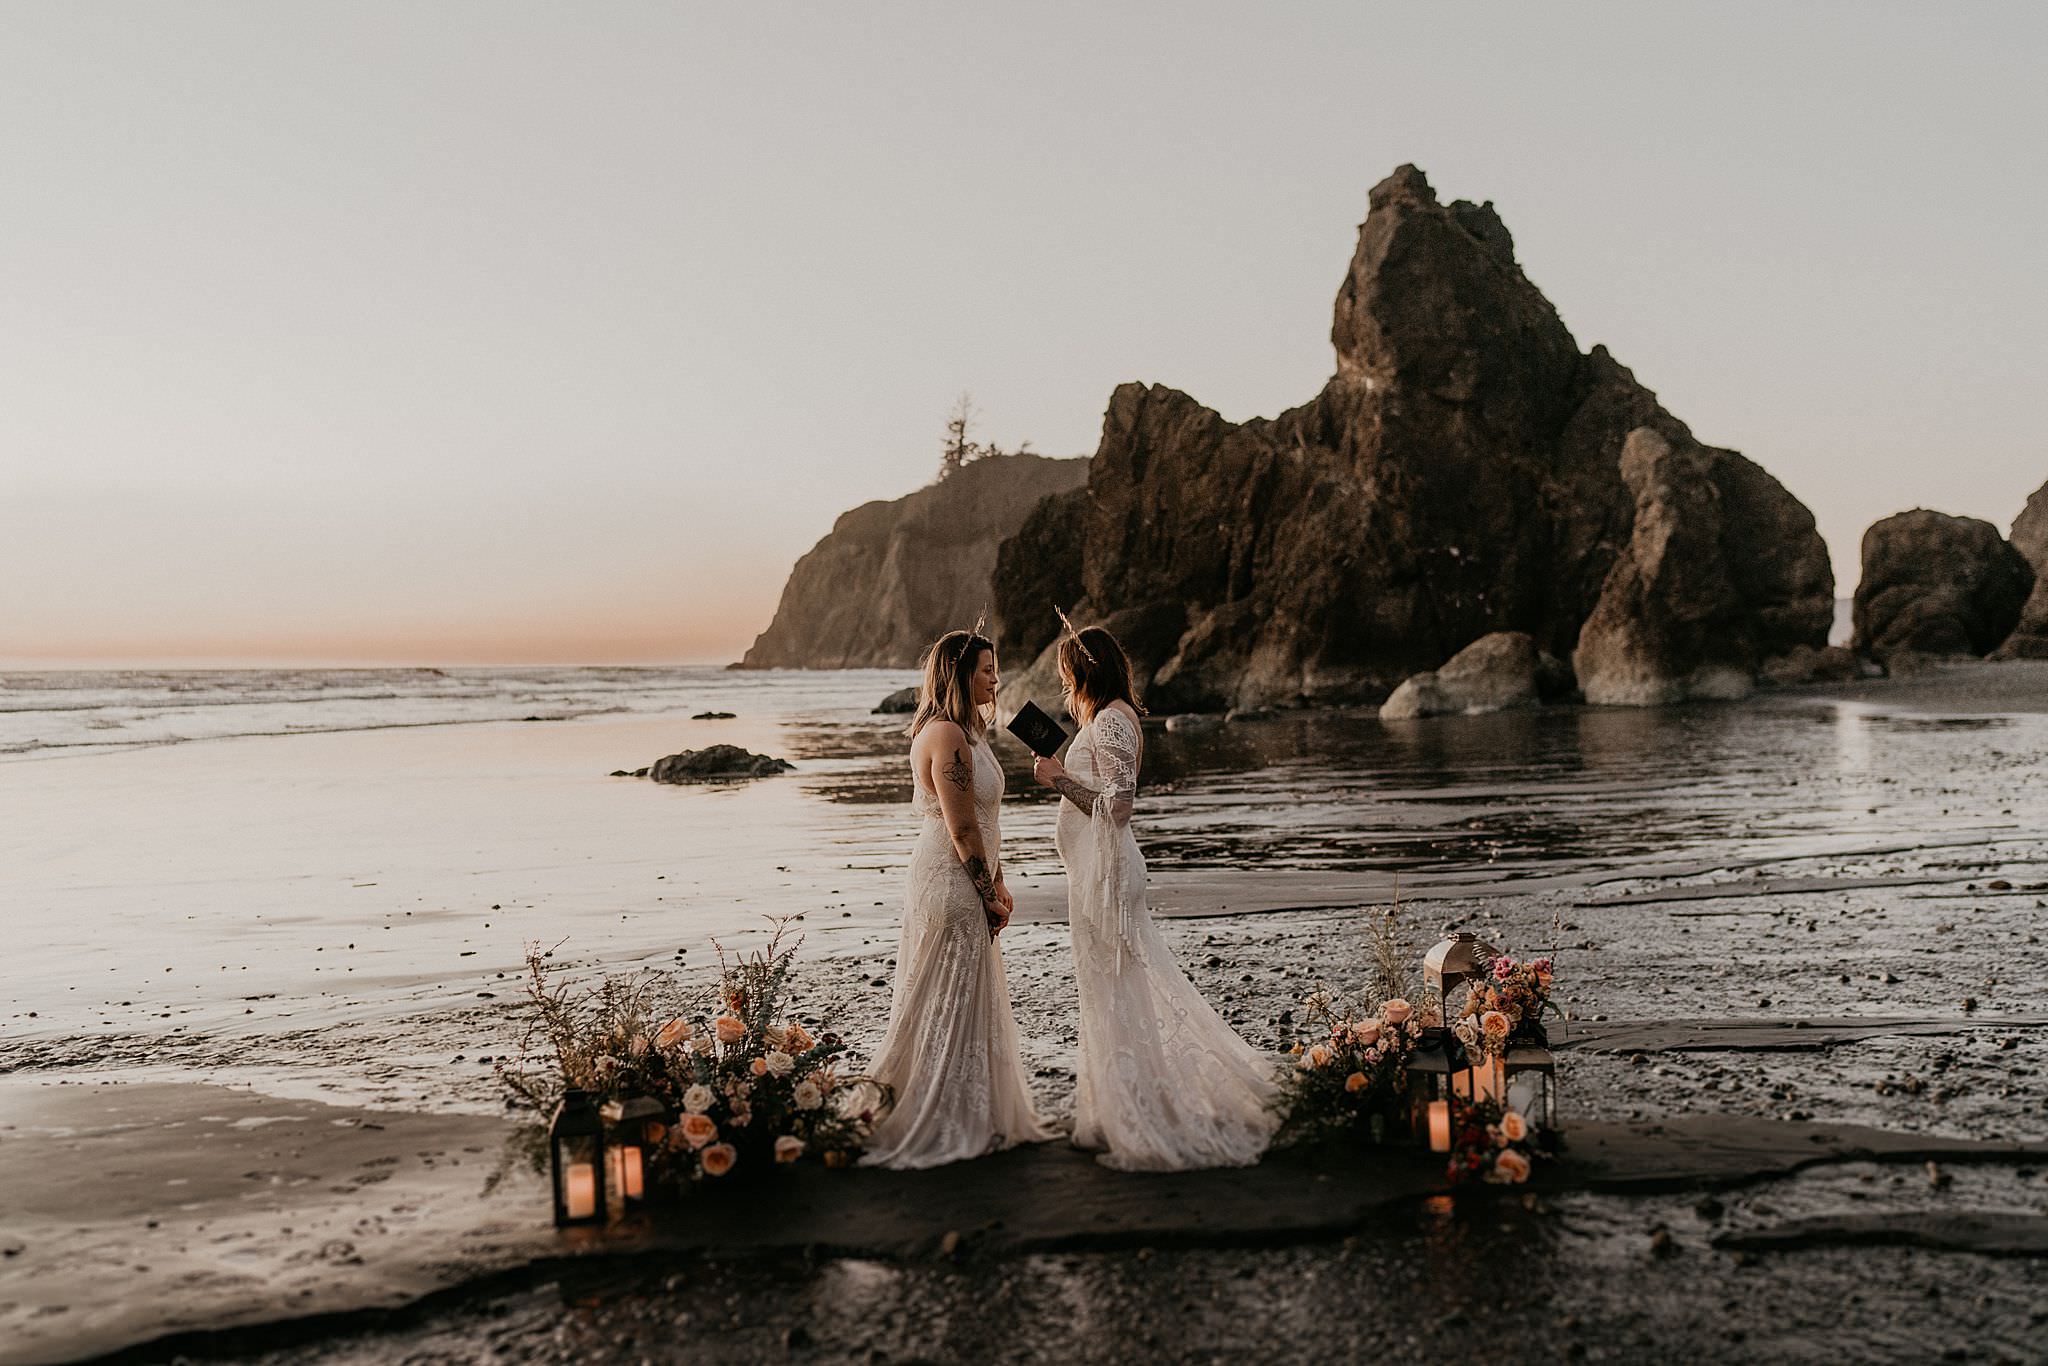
[1503,1041,1559,1136]
[550,1088,606,1228]
[604,1094,668,1213]
[1405,1029,1479,1153]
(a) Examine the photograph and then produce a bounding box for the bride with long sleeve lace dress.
[1035,625,1280,1170]
[862,630,1055,1170]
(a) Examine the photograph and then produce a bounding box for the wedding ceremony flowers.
[1450,953,1559,1058]
[498,918,889,1203]
[1444,1097,1539,1186]
[1273,988,1433,1146]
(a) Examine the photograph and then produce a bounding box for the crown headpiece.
[1055,604,1095,663]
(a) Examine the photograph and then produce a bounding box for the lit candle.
[1476,1058,1504,1103]
[565,1162,597,1219]
[621,1146,644,1200]
[1427,1101,1451,1153]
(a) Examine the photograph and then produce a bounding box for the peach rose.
[750,1056,769,1077]
[680,1113,718,1149]
[654,1017,693,1049]
[682,1084,715,1114]
[1492,1148,1531,1184]
[1307,1044,1332,1068]
[765,1050,794,1077]
[1481,1010,1511,1041]
[1352,1019,1382,1047]
[784,1022,815,1053]
[1382,999,1413,1025]
[699,1143,737,1177]
[1500,1110,1529,1143]
[1344,1071,1369,1093]
[714,1016,747,1045]
[774,1135,806,1164]
[762,1024,789,1051]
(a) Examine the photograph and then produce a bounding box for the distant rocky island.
[737,453,1087,669]
[742,164,2041,712]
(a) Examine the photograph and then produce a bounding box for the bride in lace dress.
[1033,625,1280,1170]
[863,630,1056,1169]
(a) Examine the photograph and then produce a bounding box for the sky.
[3,2,2043,666]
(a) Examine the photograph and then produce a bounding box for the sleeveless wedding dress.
[1055,708,1280,1170]
[863,734,1055,1169]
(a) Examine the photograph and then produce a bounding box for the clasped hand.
[986,880,1013,938]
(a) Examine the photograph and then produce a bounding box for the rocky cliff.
[992,165,1834,711]
[1992,479,2048,658]
[739,454,1088,669]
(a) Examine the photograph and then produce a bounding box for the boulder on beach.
[990,164,1832,713]
[873,686,919,714]
[1380,631,1564,719]
[1573,428,1834,706]
[1992,479,2048,659]
[645,745,795,783]
[737,454,1088,669]
[1851,509,2034,659]
[1757,643,1866,687]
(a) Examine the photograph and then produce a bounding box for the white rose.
[683,1084,715,1114]
[765,1050,795,1077]
[793,1080,823,1110]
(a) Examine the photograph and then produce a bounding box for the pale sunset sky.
[2,3,2042,665]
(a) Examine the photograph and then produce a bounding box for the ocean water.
[4,663,2046,1112]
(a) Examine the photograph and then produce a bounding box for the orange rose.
[749,1056,769,1077]
[714,1016,747,1045]
[1344,1071,1368,1093]
[654,1017,693,1049]
[699,1143,737,1177]
[784,1022,816,1053]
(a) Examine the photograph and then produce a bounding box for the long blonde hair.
[907,630,995,740]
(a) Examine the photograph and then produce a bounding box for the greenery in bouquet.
[496,919,889,1186]
[1273,988,1434,1145]
[1444,1096,1538,1185]
[1447,953,1559,1060]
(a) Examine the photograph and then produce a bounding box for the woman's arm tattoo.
[1051,774,1100,814]
[962,853,998,905]
[941,747,974,791]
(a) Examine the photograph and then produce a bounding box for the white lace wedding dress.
[863,735,1055,1169]
[1055,708,1280,1170]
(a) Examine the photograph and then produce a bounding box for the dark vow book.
[1004,700,1068,758]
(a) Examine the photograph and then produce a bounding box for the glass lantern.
[604,1094,668,1213]
[550,1088,606,1228]
[1422,931,1502,1021]
[1502,1041,1559,1137]
[1405,1030,1479,1153]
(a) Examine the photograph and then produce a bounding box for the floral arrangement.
[1273,988,1435,1145]
[1448,954,1557,1060]
[1444,1097,1538,1185]
[497,920,887,1187]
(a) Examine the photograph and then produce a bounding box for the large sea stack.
[1992,479,2048,659]
[740,453,1087,669]
[992,166,1834,711]
[1851,509,2034,660]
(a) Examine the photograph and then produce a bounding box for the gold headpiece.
[1054,604,1094,663]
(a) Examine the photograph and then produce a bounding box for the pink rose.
[1352,1020,1382,1047]
[1382,999,1413,1025]
[654,1017,693,1049]
[699,1143,737,1177]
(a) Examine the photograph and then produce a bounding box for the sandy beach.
[6,662,2048,1363]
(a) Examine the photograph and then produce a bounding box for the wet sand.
[6,663,2048,1363]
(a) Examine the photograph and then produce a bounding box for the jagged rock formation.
[740,454,1088,669]
[1851,510,2034,659]
[1992,480,2048,658]
[991,165,1832,712]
